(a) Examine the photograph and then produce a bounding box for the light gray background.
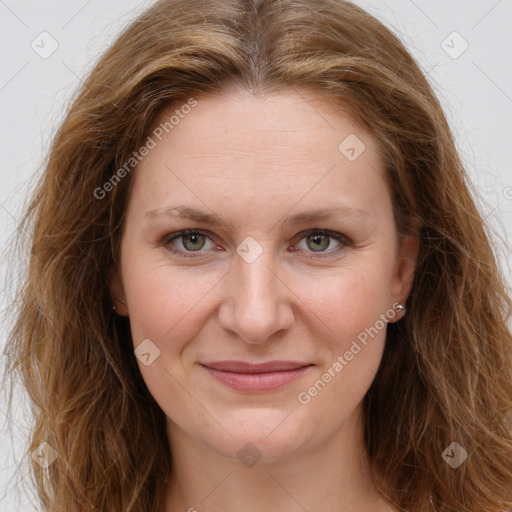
[1,1,511,510]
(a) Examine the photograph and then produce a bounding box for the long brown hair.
[3,0,512,510]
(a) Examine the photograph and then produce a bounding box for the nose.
[217,249,295,345]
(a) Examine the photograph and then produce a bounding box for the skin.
[111,83,419,512]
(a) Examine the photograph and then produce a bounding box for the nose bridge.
[218,242,294,344]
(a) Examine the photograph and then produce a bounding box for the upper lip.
[201,361,313,373]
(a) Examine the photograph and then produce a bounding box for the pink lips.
[200,361,313,393]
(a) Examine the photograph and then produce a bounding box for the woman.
[4,0,512,510]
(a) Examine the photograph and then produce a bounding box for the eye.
[162,229,216,257]
[294,230,350,257]
[160,229,350,259]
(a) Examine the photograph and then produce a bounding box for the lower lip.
[202,365,312,393]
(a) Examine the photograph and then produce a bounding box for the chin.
[189,407,321,464]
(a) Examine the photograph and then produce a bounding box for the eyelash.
[159,228,351,259]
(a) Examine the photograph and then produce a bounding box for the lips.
[200,360,313,392]
[202,360,311,373]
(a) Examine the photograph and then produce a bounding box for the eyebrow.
[144,205,369,229]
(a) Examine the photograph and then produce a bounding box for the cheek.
[292,260,392,392]
[293,271,390,431]
[122,250,223,347]
[121,259,220,419]
[293,257,393,340]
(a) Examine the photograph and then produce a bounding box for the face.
[111,85,418,463]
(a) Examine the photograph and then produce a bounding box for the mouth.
[200,361,314,393]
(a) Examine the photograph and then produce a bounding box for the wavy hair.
[3,0,512,510]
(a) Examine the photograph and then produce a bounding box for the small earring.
[395,303,406,315]
[112,297,126,312]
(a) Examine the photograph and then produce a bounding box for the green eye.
[162,229,350,259]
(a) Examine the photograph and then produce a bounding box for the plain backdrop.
[1,1,511,510]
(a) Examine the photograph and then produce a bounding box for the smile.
[200,361,314,393]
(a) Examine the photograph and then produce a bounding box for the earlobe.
[108,266,129,316]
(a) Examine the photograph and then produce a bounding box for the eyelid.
[160,228,351,259]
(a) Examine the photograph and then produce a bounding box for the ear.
[389,226,420,321]
[108,265,129,316]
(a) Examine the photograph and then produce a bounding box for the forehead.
[128,86,390,224]
[150,85,372,163]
